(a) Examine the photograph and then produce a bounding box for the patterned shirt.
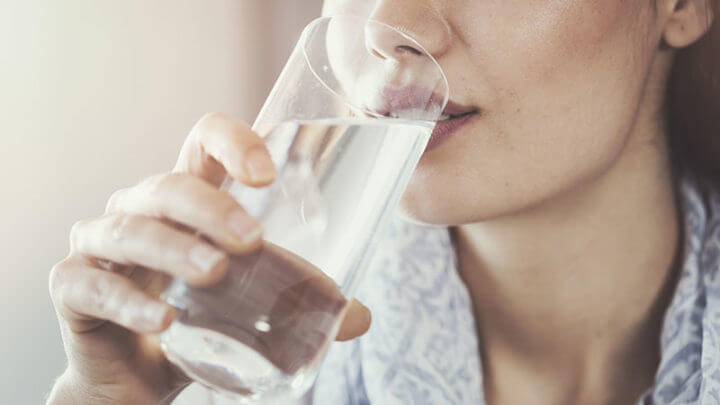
[313,171,720,404]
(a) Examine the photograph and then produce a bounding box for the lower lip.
[424,113,477,152]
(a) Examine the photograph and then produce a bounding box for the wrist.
[46,369,121,405]
[46,367,189,405]
[46,371,88,405]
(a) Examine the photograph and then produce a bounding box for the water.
[161,242,346,401]
[159,118,432,400]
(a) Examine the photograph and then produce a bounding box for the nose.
[365,0,451,62]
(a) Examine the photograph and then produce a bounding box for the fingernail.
[143,302,171,328]
[189,244,226,273]
[244,148,275,184]
[228,210,262,242]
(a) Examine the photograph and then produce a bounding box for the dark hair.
[668,0,720,184]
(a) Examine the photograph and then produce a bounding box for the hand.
[47,113,372,404]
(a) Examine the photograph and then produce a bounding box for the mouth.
[425,108,480,152]
[362,85,479,151]
[437,100,479,122]
[363,85,446,120]
[426,100,479,152]
[363,85,480,120]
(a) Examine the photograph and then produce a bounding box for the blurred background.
[0,1,322,403]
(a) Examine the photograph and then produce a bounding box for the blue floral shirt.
[313,171,720,404]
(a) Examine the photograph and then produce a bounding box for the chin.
[395,158,495,226]
[396,174,551,226]
[396,191,470,226]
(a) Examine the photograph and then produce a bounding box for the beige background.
[0,1,322,403]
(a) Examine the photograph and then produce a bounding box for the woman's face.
[323,0,661,225]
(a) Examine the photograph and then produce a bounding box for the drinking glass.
[159,15,449,401]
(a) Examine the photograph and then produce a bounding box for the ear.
[662,0,715,48]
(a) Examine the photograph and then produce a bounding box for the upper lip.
[440,99,479,120]
[365,85,478,120]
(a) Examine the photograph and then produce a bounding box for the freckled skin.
[324,0,661,225]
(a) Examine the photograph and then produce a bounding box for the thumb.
[336,299,372,341]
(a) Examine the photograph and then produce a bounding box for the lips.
[427,99,479,151]
[437,98,479,121]
[364,85,446,119]
[426,112,476,151]
[364,85,479,151]
[366,84,477,117]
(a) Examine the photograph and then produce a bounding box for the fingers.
[105,172,262,254]
[70,213,229,286]
[174,112,276,188]
[49,256,176,334]
[335,299,372,341]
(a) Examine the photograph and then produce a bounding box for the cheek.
[489,0,653,182]
[470,0,644,105]
[399,0,655,224]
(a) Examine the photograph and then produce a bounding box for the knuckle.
[141,172,186,217]
[144,172,184,197]
[48,258,72,300]
[200,111,228,124]
[108,213,145,246]
[142,172,168,195]
[197,112,253,144]
[191,112,227,140]
[69,218,91,252]
[105,187,129,213]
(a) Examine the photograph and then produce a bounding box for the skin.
[48,0,714,404]
[47,114,371,404]
[326,0,713,404]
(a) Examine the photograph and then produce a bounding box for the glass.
[159,15,449,401]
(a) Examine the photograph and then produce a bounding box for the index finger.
[173,112,276,188]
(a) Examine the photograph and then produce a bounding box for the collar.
[315,172,720,405]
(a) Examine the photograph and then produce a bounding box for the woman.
[46,0,719,404]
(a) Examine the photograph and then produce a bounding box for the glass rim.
[300,14,450,123]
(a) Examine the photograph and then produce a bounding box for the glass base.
[160,322,315,401]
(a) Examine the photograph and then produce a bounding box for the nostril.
[395,45,422,56]
[364,20,433,62]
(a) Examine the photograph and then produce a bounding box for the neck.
[454,71,682,405]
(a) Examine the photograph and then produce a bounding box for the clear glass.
[159,15,449,402]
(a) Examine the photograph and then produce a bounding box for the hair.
[668,0,720,184]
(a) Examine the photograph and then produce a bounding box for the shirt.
[312,170,720,404]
